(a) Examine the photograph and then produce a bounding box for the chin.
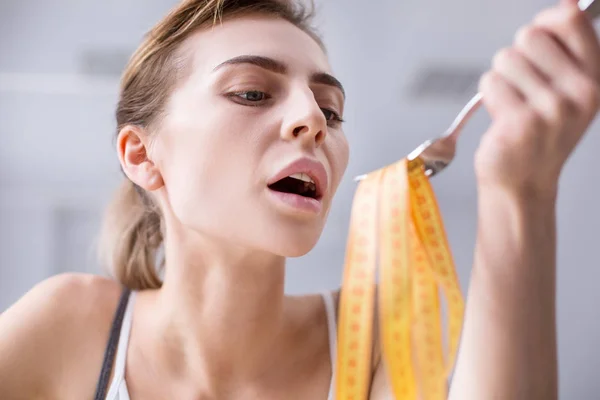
[260,225,324,258]
[274,243,319,258]
[278,243,318,258]
[173,199,328,258]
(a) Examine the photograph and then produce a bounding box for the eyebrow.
[213,55,346,98]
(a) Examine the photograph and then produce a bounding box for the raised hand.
[475,0,600,198]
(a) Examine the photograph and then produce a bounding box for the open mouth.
[267,173,319,199]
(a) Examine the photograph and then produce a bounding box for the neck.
[149,227,289,389]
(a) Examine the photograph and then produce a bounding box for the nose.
[280,89,327,147]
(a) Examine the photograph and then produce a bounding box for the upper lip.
[267,157,328,199]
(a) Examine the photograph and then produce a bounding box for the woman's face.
[151,15,349,257]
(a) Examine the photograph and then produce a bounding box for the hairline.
[145,12,328,133]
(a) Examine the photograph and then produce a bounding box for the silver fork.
[355,0,600,181]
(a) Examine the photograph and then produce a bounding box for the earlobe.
[117,125,164,191]
[146,171,165,191]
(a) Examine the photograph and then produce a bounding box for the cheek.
[328,134,350,190]
[160,110,241,182]
[155,115,264,229]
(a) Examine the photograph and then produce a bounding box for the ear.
[117,125,164,191]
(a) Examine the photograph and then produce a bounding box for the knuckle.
[544,93,571,125]
[478,71,496,92]
[533,7,556,22]
[520,108,545,131]
[574,77,600,115]
[563,6,584,27]
[492,47,516,70]
[514,25,541,51]
[533,5,582,29]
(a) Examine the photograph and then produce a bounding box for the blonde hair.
[98,0,320,290]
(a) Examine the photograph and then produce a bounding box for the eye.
[234,90,269,102]
[321,108,344,124]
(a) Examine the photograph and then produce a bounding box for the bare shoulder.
[0,273,123,400]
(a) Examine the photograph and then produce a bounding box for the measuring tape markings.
[336,169,383,399]
[336,158,465,400]
[408,158,465,376]
[379,160,417,399]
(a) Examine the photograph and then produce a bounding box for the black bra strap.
[93,288,131,400]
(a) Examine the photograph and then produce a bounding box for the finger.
[514,25,595,105]
[478,70,526,119]
[533,4,600,81]
[492,47,552,97]
[492,47,570,123]
[515,25,576,79]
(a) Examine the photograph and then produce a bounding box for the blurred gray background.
[1,0,599,397]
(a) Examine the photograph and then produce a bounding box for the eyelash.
[228,90,345,125]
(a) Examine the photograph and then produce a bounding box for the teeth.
[289,173,315,184]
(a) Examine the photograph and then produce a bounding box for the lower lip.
[267,189,323,214]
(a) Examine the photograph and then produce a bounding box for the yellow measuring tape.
[336,157,465,399]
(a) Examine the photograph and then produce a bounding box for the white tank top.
[105,291,338,400]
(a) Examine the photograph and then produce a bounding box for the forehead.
[183,15,332,76]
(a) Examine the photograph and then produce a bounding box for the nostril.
[315,130,325,143]
[290,125,324,142]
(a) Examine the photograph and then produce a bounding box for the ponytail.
[98,179,163,290]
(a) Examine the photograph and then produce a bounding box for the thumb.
[560,0,579,6]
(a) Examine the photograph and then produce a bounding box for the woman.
[0,0,598,398]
